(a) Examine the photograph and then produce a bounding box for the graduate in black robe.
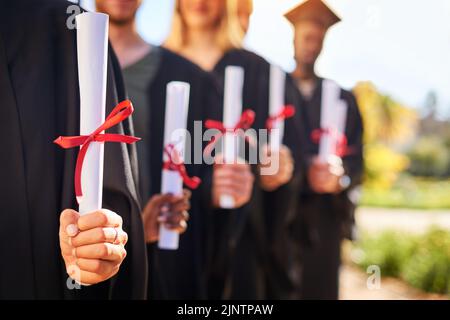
[139,48,221,300]
[0,0,147,299]
[164,0,301,300]
[207,0,305,299]
[285,0,364,300]
[208,49,272,300]
[261,75,305,300]
[292,79,363,300]
[96,0,222,299]
[213,51,306,300]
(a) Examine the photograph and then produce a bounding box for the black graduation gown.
[291,77,364,300]
[208,49,303,299]
[138,48,221,300]
[260,75,304,299]
[0,0,147,299]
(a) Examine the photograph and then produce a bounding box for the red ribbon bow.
[311,127,349,157]
[203,109,256,156]
[266,104,296,131]
[163,144,201,189]
[54,100,141,201]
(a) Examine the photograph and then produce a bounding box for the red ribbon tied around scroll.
[163,144,201,189]
[203,109,256,156]
[265,104,296,131]
[53,100,141,200]
[311,127,349,157]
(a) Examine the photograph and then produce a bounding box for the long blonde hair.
[164,0,247,52]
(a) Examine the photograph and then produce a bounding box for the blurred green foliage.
[408,136,450,177]
[361,175,450,209]
[353,82,450,208]
[354,82,417,190]
[354,228,450,295]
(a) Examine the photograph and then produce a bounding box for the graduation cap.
[284,0,341,30]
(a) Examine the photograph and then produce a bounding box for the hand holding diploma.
[307,80,348,194]
[55,13,140,284]
[218,66,245,208]
[259,145,294,192]
[307,155,344,194]
[142,189,191,244]
[212,154,254,209]
[59,209,128,285]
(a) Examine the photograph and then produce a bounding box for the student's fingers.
[280,145,292,157]
[164,220,188,234]
[60,209,80,239]
[170,198,190,214]
[182,189,192,200]
[77,209,122,231]
[67,266,120,286]
[75,258,120,275]
[60,239,74,256]
[215,167,254,185]
[213,178,248,191]
[161,210,189,226]
[142,194,173,223]
[70,227,128,247]
[74,242,127,262]
[214,186,245,201]
[226,162,252,173]
[144,193,173,211]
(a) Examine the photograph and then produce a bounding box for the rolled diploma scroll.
[318,80,347,162]
[220,66,244,209]
[268,65,286,151]
[76,12,109,214]
[158,82,190,250]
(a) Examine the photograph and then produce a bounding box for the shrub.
[354,228,450,295]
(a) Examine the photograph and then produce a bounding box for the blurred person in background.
[286,0,364,300]
[165,0,302,299]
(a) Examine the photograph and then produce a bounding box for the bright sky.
[83,0,450,118]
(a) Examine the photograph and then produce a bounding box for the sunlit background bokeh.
[81,0,450,119]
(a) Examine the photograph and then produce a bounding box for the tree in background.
[408,90,450,177]
[353,81,417,189]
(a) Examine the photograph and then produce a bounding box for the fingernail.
[66,224,78,237]
[157,216,168,223]
[164,223,175,230]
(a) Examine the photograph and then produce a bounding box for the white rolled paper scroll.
[268,65,286,151]
[76,12,109,214]
[158,82,190,250]
[220,66,245,209]
[319,80,348,161]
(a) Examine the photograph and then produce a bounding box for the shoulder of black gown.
[147,46,222,128]
[212,48,271,130]
[215,48,270,70]
[157,46,218,87]
[0,0,147,299]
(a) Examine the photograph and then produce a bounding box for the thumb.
[143,193,173,220]
[154,193,174,208]
[60,209,80,238]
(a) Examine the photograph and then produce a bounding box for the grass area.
[352,228,450,295]
[361,176,450,210]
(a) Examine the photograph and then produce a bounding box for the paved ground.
[339,207,449,300]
